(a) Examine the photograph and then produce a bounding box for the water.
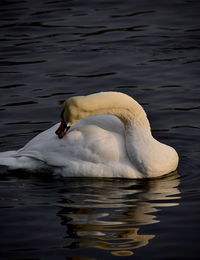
[0,0,200,259]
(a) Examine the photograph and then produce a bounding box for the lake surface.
[0,0,200,259]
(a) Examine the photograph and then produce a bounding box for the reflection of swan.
[57,173,180,257]
[0,92,178,178]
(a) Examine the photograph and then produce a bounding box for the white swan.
[0,92,178,178]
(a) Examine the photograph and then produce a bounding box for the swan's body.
[0,92,178,178]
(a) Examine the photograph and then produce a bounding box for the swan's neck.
[121,117,156,170]
[124,119,178,177]
[73,92,151,130]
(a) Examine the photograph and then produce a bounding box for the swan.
[0,92,178,178]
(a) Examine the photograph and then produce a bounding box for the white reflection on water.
[57,173,180,257]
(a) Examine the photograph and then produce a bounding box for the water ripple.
[82,25,147,37]
[49,72,116,78]
[0,60,45,66]
[110,10,155,18]
[56,174,180,256]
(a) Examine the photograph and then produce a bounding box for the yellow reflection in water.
[58,173,180,257]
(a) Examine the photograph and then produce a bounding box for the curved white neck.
[76,92,151,130]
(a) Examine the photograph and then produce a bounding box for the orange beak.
[55,120,68,138]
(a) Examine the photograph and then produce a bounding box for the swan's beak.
[55,120,69,138]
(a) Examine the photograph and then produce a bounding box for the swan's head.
[55,96,83,138]
[55,92,150,138]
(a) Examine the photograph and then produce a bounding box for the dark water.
[0,0,200,259]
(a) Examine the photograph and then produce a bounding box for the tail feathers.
[0,151,44,170]
[0,151,18,167]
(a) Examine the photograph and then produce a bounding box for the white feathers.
[0,92,179,178]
